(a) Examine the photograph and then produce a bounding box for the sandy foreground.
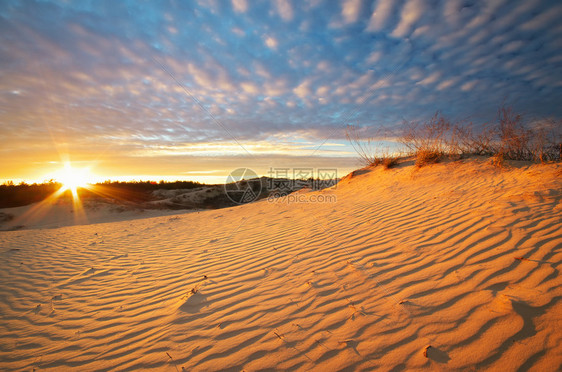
[1,158,561,371]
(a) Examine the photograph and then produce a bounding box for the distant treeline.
[0,180,203,208]
[0,181,62,208]
[94,180,203,191]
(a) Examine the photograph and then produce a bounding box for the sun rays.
[56,162,92,198]
[8,161,97,228]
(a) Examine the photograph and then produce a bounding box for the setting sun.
[57,162,91,194]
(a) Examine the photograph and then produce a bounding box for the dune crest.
[1,158,561,371]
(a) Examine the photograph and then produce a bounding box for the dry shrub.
[401,113,451,156]
[400,112,451,167]
[345,124,382,166]
[451,122,496,156]
[346,125,400,167]
[497,107,532,160]
[490,153,504,168]
[493,107,562,162]
[379,148,402,169]
[347,106,560,170]
[415,150,442,167]
[527,118,562,163]
[408,107,561,163]
[383,156,400,169]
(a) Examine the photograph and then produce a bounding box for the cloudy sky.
[1,0,561,183]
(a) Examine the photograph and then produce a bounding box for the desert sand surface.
[1,158,561,371]
[0,201,192,231]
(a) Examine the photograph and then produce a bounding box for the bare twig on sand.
[166,352,180,372]
[423,345,432,358]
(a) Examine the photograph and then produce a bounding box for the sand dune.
[0,201,190,231]
[1,158,561,371]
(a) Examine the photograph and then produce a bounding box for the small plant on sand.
[490,152,505,168]
[497,107,532,160]
[523,117,561,163]
[382,156,400,169]
[400,112,451,166]
[489,107,562,162]
[415,149,442,167]
[346,124,379,166]
[346,125,404,168]
[346,124,385,167]
[380,148,403,169]
[450,122,497,157]
[347,106,561,169]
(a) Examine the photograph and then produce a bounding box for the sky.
[1,0,562,184]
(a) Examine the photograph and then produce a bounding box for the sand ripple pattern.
[1,160,561,371]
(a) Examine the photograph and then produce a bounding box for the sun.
[57,162,91,194]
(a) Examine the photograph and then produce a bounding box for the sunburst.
[57,162,91,197]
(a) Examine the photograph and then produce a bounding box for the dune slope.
[1,158,561,371]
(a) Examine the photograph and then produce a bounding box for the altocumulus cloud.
[1,0,561,179]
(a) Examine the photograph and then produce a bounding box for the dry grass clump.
[345,125,400,168]
[450,122,496,157]
[463,107,561,164]
[494,107,561,163]
[497,108,529,159]
[345,124,381,167]
[415,150,442,167]
[400,113,450,166]
[490,153,505,168]
[401,113,450,157]
[346,106,561,169]
[382,156,400,169]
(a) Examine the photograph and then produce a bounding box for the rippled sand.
[1,158,561,371]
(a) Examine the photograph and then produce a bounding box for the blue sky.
[1,0,561,183]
